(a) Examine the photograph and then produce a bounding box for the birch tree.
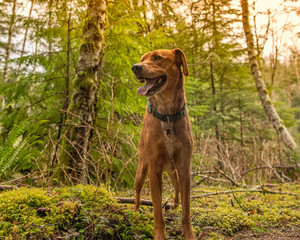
[240,0,297,151]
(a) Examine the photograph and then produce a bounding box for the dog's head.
[132,48,188,97]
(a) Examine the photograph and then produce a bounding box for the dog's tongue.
[137,79,156,96]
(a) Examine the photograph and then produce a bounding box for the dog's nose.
[132,64,143,73]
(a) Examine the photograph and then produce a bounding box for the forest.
[0,0,299,239]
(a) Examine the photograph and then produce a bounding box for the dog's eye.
[154,55,163,61]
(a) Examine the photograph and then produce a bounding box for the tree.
[60,0,108,184]
[240,0,297,151]
[177,0,248,168]
[1,0,17,109]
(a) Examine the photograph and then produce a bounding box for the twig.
[242,165,299,176]
[192,170,218,176]
[194,174,230,185]
[232,191,248,212]
[191,189,298,199]
[0,175,44,191]
[0,173,31,185]
[115,197,174,210]
[214,167,244,188]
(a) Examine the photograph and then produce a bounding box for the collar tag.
[166,129,171,137]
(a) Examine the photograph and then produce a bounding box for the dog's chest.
[160,122,180,158]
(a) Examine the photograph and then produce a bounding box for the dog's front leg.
[134,140,148,211]
[148,166,166,240]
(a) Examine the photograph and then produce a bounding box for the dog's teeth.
[158,78,162,84]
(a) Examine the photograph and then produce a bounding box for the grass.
[0,183,299,239]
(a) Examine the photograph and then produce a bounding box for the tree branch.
[214,167,244,187]
[242,165,299,176]
[191,189,298,199]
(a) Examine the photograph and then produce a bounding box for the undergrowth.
[0,183,299,239]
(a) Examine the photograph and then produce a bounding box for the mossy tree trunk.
[241,0,297,151]
[60,0,108,184]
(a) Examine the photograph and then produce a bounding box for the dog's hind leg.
[175,160,195,240]
[167,169,180,208]
[134,140,148,211]
[149,166,166,240]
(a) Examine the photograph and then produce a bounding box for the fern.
[0,122,39,179]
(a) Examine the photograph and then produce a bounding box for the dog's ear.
[173,48,189,76]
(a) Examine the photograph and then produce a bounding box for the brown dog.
[132,49,195,240]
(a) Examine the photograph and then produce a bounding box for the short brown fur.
[132,49,195,240]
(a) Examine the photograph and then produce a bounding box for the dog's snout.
[132,64,143,73]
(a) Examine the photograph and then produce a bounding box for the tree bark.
[240,0,297,151]
[60,0,108,184]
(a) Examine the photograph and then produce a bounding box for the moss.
[266,98,272,105]
[207,232,226,240]
[0,185,154,239]
[190,184,300,237]
[0,187,75,238]
[1,184,299,239]
[263,88,269,95]
[78,75,96,91]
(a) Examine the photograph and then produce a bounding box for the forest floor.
[130,179,300,239]
[0,181,299,239]
[189,183,300,239]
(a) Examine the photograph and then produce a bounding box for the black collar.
[147,99,187,123]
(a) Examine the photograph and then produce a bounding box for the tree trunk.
[47,0,53,55]
[17,0,34,76]
[210,59,223,168]
[240,0,297,151]
[210,0,223,168]
[52,6,73,168]
[60,0,108,184]
[2,0,17,109]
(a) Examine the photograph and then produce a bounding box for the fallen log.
[0,185,16,191]
[115,197,174,210]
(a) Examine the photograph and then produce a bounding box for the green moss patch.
[190,184,300,239]
[0,185,153,239]
[0,184,299,239]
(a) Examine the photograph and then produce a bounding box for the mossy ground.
[0,183,299,239]
[0,185,153,239]
[190,183,300,239]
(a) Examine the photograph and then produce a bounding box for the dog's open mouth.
[137,75,167,96]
